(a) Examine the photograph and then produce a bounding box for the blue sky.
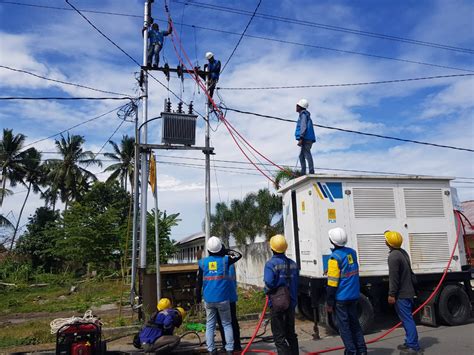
[1,0,473,240]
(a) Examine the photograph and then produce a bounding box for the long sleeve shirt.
[388,248,416,299]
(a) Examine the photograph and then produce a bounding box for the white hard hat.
[207,236,223,253]
[328,227,347,246]
[297,98,309,109]
[205,52,214,60]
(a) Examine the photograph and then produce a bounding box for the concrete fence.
[233,242,272,289]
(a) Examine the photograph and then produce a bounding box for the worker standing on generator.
[216,248,242,352]
[135,298,186,353]
[264,234,299,355]
[197,236,242,355]
[326,227,367,355]
[385,231,422,355]
[295,98,316,175]
[204,52,221,102]
[146,19,172,69]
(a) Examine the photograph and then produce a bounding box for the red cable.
[306,210,464,354]
[241,296,276,355]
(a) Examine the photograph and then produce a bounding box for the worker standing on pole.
[326,227,367,355]
[295,99,316,175]
[146,19,172,69]
[196,236,242,355]
[264,234,299,355]
[385,231,422,355]
[204,52,221,103]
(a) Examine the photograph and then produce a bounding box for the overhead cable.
[23,105,123,149]
[0,96,133,100]
[221,0,262,74]
[172,0,474,54]
[224,107,474,153]
[0,65,132,96]
[4,0,472,73]
[217,73,474,90]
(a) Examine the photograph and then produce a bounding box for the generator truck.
[279,174,474,332]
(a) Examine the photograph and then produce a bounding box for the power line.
[5,0,472,72]
[221,0,262,74]
[173,0,474,55]
[217,73,474,90]
[0,65,132,96]
[223,107,474,153]
[23,105,123,149]
[0,96,133,100]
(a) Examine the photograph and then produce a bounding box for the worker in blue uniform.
[326,227,367,355]
[147,19,172,69]
[264,234,299,355]
[197,236,242,355]
[217,249,242,351]
[204,52,221,103]
[295,98,316,175]
[136,297,186,353]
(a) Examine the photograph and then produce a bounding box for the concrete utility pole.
[204,75,211,255]
[130,103,140,305]
[138,0,151,318]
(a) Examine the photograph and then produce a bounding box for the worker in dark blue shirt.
[326,228,367,355]
[295,98,316,175]
[264,234,299,355]
[204,52,221,103]
[136,297,186,353]
[147,20,172,69]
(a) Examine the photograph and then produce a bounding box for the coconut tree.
[273,168,299,190]
[210,202,233,246]
[253,188,283,239]
[46,133,101,210]
[10,148,44,250]
[104,135,134,192]
[0,129,30,205]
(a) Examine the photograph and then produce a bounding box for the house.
[169,232,205,264]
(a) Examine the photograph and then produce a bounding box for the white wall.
[234,242,272,289]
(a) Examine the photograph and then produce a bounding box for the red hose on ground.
[241,296,276,355]
[306,211,464,354]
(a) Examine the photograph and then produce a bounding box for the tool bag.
[269,260,291,312]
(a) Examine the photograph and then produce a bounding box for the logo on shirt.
[209,261,217,271]
[347,254,354,265]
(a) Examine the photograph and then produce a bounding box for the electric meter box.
[161,112,197,146]
[279,174,465,279]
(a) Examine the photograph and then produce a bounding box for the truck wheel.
[357,294,374,334]
[299,295,314,321]
[437,284,470,326]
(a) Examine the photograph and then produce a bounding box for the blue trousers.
[205,300,234,352]
[395,298,420,351]
[299,140,314,175]
[335,300,367,355]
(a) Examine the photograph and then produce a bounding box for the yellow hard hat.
[176,306,186,319]
[270,234,288,253]
[157,298,172,311]
[384,230,403,248]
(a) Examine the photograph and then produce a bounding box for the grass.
[0,279,125,315]
[0,319,55,348]
[237,288,266,315]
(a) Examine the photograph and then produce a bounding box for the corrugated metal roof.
[175,231,205,246]
[461,200,474,234]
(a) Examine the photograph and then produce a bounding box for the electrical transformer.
[161,111,197,146]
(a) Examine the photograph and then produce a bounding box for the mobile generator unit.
[279,174,473,332]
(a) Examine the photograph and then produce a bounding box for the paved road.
[248,321,474,354]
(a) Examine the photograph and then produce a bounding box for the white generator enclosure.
[280,175,465,279]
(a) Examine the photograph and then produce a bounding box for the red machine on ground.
[56,322,106,355]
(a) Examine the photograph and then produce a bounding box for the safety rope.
[50,310,101,334]
[306,210,464,354]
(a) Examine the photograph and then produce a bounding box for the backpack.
[269,260,291,312]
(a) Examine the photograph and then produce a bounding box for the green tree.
[45,133,101,210]
[253,188,283,239]
[210,202,233,246]
[104,135,135,192]
[15,207,60,270]
[273,168,299,190]
[10,148,44,250]
[0,128,32,205]
[146,209,180,264]
[50,182,129,271]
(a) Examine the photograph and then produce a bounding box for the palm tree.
[46,133,101,210]
[0,129,30,205]
[254,188,283,239]
[210,202,233,246]
[104,135,134,192]
[10,148,44,250]
[273,168,300,190]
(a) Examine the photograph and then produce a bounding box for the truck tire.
[437,284,470,326]
[328,294,374,334]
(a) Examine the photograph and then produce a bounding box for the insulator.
[177,102,183,113]
[188,101,194,115]
[165,98,172,112]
